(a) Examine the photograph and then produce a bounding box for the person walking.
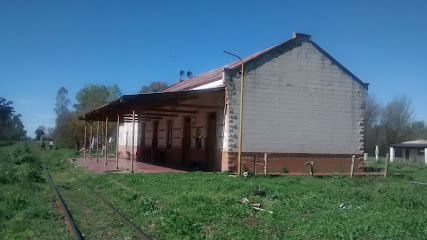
[40,139,46,151]
[49,140,53,150]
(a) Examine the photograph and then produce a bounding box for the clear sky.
[1,0,426,137]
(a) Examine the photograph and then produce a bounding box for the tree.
[53,84,122,149]
[380,95,414,146]
[74,84,111,113]
[107,84,122,102]
[54,87,70,117]
[139,81,168,93]
[364,94,383,154]
[47,127,54,135]
[35,128,45,141]
[410,121,427,140]
[0,97,27,141]
[53,87,72,147]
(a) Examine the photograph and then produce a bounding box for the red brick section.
[225,152,363,174]
[70,157,187,174]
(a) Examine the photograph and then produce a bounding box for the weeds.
[2,142,427,239]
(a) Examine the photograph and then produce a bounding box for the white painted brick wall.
[118,122,139,152]
[118,91,225,151]
[224,41,367,154]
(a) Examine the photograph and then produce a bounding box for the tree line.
[0,97,27,141]
[52,81,169,149]
[364,94,427,156]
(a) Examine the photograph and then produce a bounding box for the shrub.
[280,166,288,173]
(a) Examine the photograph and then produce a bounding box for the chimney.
[292,32,311,40]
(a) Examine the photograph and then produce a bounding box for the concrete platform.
[70,156,187,174]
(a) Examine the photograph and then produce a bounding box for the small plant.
[280,166,288,173]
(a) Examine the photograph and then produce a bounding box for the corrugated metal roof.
[164,42,280,92]
[79,87,225,121]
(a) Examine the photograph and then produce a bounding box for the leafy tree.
[139,81,168,93]
[73,84,119,113]
[34,128,45,141]
[52,84,121,149]
[53,87,72,147]
[54,87,70,117]
[0,97,27,141]
[380,95,414,146]
[107,84,122,102]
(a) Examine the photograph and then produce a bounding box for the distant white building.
[390,140,427,164]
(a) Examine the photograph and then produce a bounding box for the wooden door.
[152,121,158,149]
[139,122,145,149]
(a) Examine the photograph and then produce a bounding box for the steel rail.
[66,169,151,240]
[41,162,82,240]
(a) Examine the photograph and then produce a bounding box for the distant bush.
[0,145,43,184]
[280,166,288,173]
[0,141,14,147]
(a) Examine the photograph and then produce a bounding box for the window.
[166,120,172,148]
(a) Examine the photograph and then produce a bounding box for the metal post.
[83,121,87,158]
[105,117,108,166]
[96,121,99,162]
[224,50,244,176]
[131,110,135,173]
[89,122,93,160]
[116,114,120,170]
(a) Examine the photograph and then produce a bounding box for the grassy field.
[0,142,71,239]
[1,142,427,239]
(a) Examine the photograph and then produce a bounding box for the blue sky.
[1,0,426,137]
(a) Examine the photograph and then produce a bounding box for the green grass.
[2,142,427,239]
[0,142,71,240]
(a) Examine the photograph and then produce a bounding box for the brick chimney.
[292,32,311,40]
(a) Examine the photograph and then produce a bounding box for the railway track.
[41,161,151,240]
[42,162,82,240]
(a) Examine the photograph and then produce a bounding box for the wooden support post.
[306,161,314,176]
[101,121,104,161]
[89,122,93,160]
[116,115,120,170]
[83,121,87,158]
[310,162,314,176]
[96,121,99,162]
[264,153,267,175]
[253,155,257,175]
[350,155,355,177]
[384,153,390,177]
[131,110,135,173]
[105,117,108,166]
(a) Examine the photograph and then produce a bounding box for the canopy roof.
[78,87,224,122]
[390,140,427,148]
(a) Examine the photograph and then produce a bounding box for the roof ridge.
[164,33,368,92]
